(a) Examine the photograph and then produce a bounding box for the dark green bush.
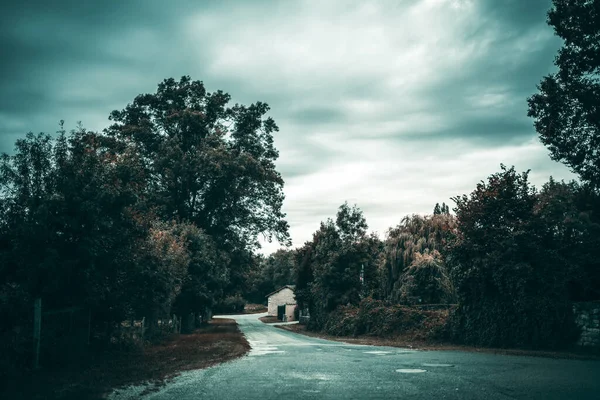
[323,298,449,340]
[213,295,246,314]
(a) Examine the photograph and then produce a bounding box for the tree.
[336,202,368,243]
[105,76,290,252]
[245,249,296,303]
[433,203,442,215]
[527,0,600,187]
[0,123,207,341]
[447,165,578,349]
[379,214,456,303]
[172,223,229,331]
[295,203,381,330]
[396,251,454,304]
[441,202,450,215]
[535,177,600,301]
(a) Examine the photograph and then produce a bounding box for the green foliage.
[535,178,600,301]
[527,0,600,187]
[295,203,383,330]
[0,76,291,373]
[396,251,455,305]
[245,249,296,303]
[379,214,456,304]
[106,76,290,251]
[213,294,246,314]
[447,165,579,349]
[323,298,449,340]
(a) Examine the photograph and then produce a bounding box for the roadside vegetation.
[0,77,289,384]
[252,0,600,352]
[0,319,249,400]
[0,0,598,394]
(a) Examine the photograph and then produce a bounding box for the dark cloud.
[0,0,579,252]
[475,0,552,32]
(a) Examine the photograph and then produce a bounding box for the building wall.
[573,301,600,348]
[267,288,296,316]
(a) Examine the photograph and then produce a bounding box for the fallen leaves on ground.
[2,318,250,400]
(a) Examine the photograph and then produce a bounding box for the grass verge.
[1,318,250,400]
[276,324,600,361]
[259,315,280,324]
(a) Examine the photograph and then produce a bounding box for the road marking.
[396,369,427,373]
[289,372,335,381]
[364,350,391,355]
[422,363,454,367]
[248,340,286,356]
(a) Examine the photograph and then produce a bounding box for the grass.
[1,318,250,400]
[259,315,280,324]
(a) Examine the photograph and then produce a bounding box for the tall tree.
[447,165,578,349]
[296,203,381,330]
[535,177,600,301]
[106,76,290,252]
[379,214,456,303]
[527,0,600,187]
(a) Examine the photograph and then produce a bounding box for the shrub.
[323,298,450,341]
[214,295,246,314]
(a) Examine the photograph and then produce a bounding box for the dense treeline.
[1,0,598,376]
[257,168,598,348]
[0,77,290,371]
[250,0,600,349]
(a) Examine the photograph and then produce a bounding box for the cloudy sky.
[1,0,577,253]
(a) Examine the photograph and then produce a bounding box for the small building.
[266,285,296,321]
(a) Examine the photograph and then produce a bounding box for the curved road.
[110,313,600,399]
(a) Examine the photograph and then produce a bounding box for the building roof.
[265,285,296,298]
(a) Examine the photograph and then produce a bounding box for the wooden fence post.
[33,298,42,369]
[87,309,91,346]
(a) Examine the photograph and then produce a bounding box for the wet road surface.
[110,313,600,399]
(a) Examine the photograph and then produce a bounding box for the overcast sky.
[1,0,577,254]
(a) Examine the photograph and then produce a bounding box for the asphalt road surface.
[110,313,600,399]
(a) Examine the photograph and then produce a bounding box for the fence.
[112,315,183,345]
[31,298,187,368]
[32,299,91,369]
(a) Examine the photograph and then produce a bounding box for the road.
[110,313,600,399]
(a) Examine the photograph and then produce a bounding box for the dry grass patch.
[1,318,250,400]
[259,315,280,324]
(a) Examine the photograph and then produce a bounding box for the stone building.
[266,285,296,321]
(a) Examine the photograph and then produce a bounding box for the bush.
[447,166,580,349]
[213,295,246,314]
[323,298,450,341]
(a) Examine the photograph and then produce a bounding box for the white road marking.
[396,369,427,373]
[422,363,454,367]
